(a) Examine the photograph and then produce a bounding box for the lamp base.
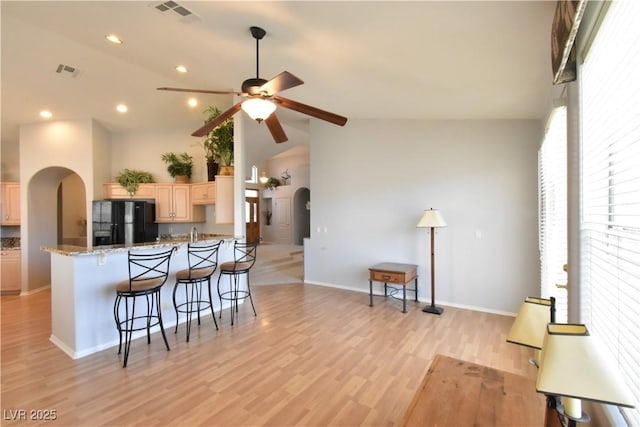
[422,305,443,315]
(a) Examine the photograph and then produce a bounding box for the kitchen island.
[42,235,239,359]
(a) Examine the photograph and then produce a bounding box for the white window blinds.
[580,1,640,425]
[538,106,568,322]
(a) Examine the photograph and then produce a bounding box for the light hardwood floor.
[1,283,543,426]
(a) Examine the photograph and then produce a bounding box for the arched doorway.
[293,187,310,246]
[25,167,86,292]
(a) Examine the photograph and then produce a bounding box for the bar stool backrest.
[231,240,258,273]
[126,247,176,292]
[186,241,222,279]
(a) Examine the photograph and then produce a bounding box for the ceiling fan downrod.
[241,26,268,95]
[251,26,266,79]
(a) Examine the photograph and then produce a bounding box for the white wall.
[19,119,104,291]
[261,147,310,243]
[110,128,206,183]
[110,127,234,236]
[305,119,541,314]
[61,174,87,244]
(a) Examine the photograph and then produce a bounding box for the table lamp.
[416,208,447,314]
[506,296,555,366]
[536,323,636,427]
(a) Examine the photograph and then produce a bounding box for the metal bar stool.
[217,240,258,325]
[172,241,222,342]
[113,247,175,368]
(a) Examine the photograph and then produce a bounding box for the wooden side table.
[369,262,418,313]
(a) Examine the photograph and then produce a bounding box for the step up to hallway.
[252,244,304,285]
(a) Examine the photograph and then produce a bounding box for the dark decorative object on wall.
[551,0,587,85]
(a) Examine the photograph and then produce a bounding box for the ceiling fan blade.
[265,113,288,143]
[259,71,304,95]
[274,96,348,126]
[158,87,244,96]
[191,102,242,137]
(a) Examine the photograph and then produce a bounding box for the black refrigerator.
[92,200,158,246]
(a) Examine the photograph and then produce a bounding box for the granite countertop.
[42,234,240,256]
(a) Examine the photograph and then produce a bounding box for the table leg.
[403,285,407,313]
[369,280,373,307]
[414,277,419,302]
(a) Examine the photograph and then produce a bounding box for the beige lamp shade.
[536,323,636,408]
[417,209,447,228]
[506,297,553,349]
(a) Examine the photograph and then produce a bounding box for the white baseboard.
[303,279,517,317]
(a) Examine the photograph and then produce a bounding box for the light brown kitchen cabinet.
[155,184,205,223]
[215,176,234,224]
[1,182,20,225]
[191,182,216,205]
[103,183,156,199]
[0,250,21,295]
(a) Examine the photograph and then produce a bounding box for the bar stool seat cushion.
[219,261,253,272]
[175,267,215,281]
[115,277,164,293]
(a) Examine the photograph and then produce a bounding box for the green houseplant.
[264,177,281,191]
[161,152,193,183]
[115,169,154,196]
[202,106,234,177]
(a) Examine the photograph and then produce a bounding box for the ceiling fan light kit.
[158,26,347,144]
[241,98,276,122]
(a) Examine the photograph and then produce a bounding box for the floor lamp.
[417,208,447,315]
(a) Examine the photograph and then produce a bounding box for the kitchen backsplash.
[1,237,20,248]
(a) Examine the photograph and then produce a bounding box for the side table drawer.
[370,270,406,284]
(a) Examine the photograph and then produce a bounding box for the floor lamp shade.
[417,209,447,315]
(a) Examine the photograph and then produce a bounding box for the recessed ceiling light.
[116,104,128,113]
[175,65,188,73]
[105,34,123,44]
[187,98,198,107]
[40,110,52,119]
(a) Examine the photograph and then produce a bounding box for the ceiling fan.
[158,26,348,144]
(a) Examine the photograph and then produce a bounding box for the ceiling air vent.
[153,1,193,17]
[56,64,80,78]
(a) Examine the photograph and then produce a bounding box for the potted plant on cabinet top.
[202,106,234,178]
[161,152,193,183]
[116,169,154,196]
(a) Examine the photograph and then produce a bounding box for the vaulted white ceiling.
[1,1,555,147]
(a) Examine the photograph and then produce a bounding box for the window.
[245,165,258,184]
[580,1,640,424]
[538,105,568,322]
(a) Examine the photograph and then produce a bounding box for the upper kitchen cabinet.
[191,182,216,205]
[215,176,234,224]
[1,182,20,225]
[103,183,156,200]
[155,184,205,223]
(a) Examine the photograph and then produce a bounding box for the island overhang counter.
[42,236,239,359]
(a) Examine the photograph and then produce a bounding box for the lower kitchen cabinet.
[0,250,21,295]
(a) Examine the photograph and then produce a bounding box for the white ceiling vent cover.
[152,1,193,18]
[56,64,80,78]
